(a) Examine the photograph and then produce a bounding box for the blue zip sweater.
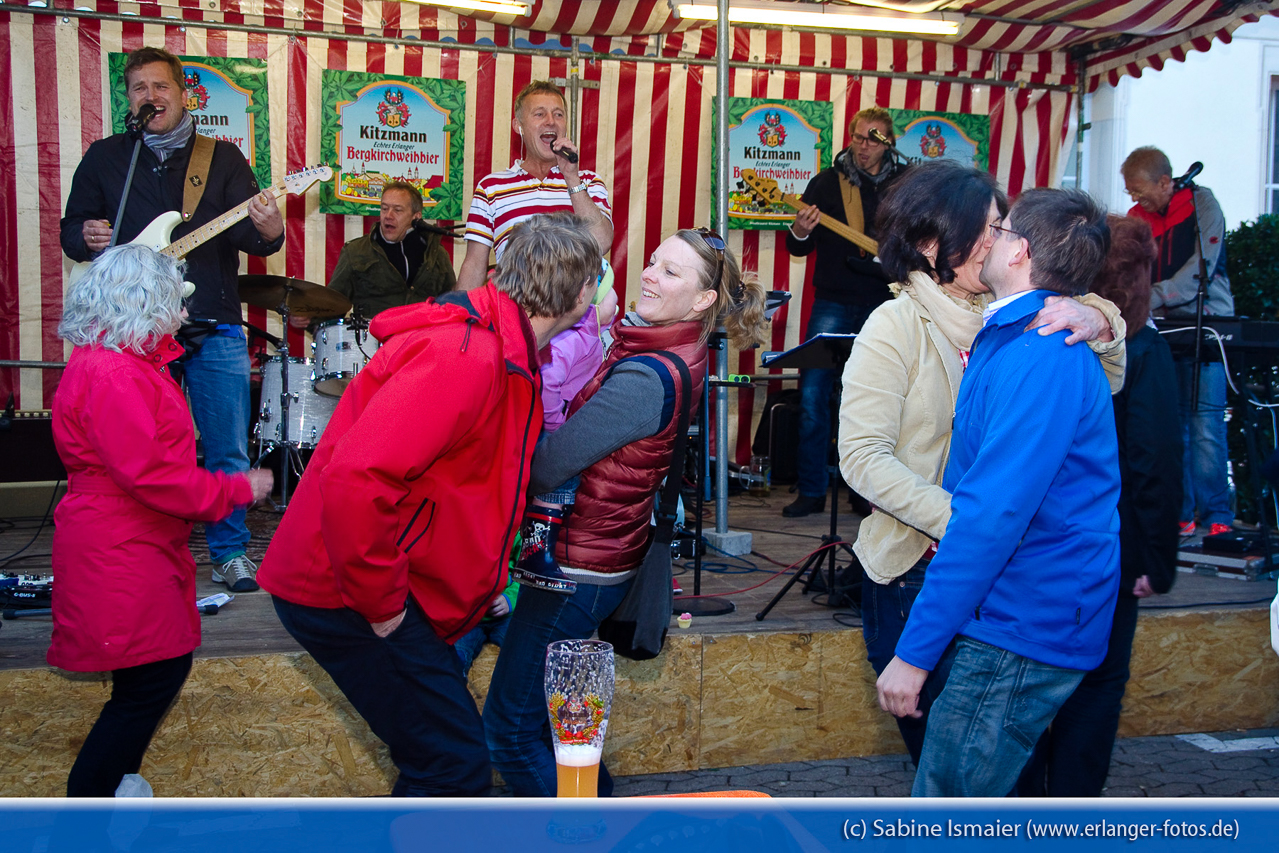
[895,289,1121,672]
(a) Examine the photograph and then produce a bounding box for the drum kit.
[240,274,380,506]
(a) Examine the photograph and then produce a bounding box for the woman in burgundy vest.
[483,228,772,797]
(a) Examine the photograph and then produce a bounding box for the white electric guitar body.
[68,164,333,286]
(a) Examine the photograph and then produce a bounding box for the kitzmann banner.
[108,54,271,190]
[716,98,834,231]
[320,71,466,218]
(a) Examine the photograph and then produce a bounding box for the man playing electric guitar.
[61,46,284,593]
[782,106,907,519]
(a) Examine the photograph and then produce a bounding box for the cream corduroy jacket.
[838,276,1125,585]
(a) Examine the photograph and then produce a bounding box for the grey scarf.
[145,110,195,163]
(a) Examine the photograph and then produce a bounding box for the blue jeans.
[482,579,632,797]
[797,300,874,497]
[455,615,512,676]
[913,637,1085,797]
[862,561,930,765]
[1016,593,1139,796]
[182,333,252,563]
[1176,360,1232,526]
[273,596,491,796]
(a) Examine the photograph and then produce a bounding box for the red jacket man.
[258,213,600,797]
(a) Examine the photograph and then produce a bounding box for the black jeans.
[67,652,193,797]
[273,595,491,796]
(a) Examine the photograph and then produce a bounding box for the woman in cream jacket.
[837,161,1125,764]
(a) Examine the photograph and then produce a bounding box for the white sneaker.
[114,773,153,797]
[212,554,260,593]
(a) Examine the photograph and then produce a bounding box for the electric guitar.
[68,164,333,286]
[738,168,879,256]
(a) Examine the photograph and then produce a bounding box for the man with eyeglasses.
[783,106,907,518]
[1122,146,1234,540]
[876,189,1120,797]
[324,182,456,322]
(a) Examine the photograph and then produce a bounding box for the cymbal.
[238,275,352,319]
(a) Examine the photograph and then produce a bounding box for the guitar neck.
[777,191,879,256]
[161,181,286,260]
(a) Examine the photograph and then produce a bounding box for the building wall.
[1086,18,1279,230]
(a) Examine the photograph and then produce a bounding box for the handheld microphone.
[125,103,157,134]
[868,127,895,147]
[1172,161,1203,192]
[553,144,579,164]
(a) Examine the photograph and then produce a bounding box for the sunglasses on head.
[695,227,727,296]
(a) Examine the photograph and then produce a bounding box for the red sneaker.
[673,576,684,596]
[1179,521,1196,537]
[1208,523,1233,537]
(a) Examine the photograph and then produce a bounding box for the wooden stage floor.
[2,487,1274,671]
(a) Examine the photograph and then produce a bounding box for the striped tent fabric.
[0,0,1266,461]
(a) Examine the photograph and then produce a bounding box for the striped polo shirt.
[465,161,611,260]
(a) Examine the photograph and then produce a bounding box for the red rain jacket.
[49,337,253,672]
[258,284,542,643]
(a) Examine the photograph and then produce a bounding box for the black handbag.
[597,351,693,661]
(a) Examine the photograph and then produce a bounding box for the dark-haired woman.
[837,161,1126,764]
[484,228,772,797]
[1017,214,1181,796]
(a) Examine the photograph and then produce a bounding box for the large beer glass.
[544,639,614,798]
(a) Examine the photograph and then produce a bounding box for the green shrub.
[1224,214,1279,524]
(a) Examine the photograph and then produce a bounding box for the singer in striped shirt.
[458,80,612,290]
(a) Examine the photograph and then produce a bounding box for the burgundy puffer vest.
[554,319,709,574]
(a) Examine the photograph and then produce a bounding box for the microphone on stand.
[125,103,157,136]
[411,219,464,238]
[868,128,896,148]
[1172,161,1203,192]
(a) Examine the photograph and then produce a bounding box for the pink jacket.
[49,338,253,672]
[540,308,603,433]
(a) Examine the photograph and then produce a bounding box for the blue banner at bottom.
[3,799,1277,853]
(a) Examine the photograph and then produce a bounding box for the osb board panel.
[467,636,703,776]
[0,655,396,797]
[698,632,898,768]
[1118,608,1279,738]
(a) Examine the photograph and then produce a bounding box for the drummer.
[327,182,456,322]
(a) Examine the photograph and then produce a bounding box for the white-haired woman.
[51,244,272,796]
[484,228,772,796]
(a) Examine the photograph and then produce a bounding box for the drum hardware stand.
[258,295,305,511]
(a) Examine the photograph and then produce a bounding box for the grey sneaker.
[212,554,259,593]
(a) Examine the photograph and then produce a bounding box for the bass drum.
[257,357,337,449]
[313,318,380,397]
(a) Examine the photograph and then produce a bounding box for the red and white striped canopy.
[351,0,1279,91]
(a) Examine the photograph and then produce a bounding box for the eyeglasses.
[695,227,726,295]
[851,133,886,146]
[988,223,1031,258]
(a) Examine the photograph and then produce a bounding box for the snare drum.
[257,357,338,448]
[313,318,380,397]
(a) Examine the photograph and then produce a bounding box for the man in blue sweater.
[876,188,1121,797]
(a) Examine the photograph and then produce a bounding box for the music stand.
[755,334,859,621]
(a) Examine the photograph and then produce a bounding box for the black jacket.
[1113,325,1183,596]
[784,153,905,307]
[61,130,284,325]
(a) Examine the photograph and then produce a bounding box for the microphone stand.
[1186,181,1212,411]
[108,110,153,250]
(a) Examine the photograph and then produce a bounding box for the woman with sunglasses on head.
[836,161,1126,766]
[483,228,770,797]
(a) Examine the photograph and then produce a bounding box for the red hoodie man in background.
[1122,146,1234,540]
[258,213,600,796]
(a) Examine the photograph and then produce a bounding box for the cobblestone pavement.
[606,728,1279,798]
